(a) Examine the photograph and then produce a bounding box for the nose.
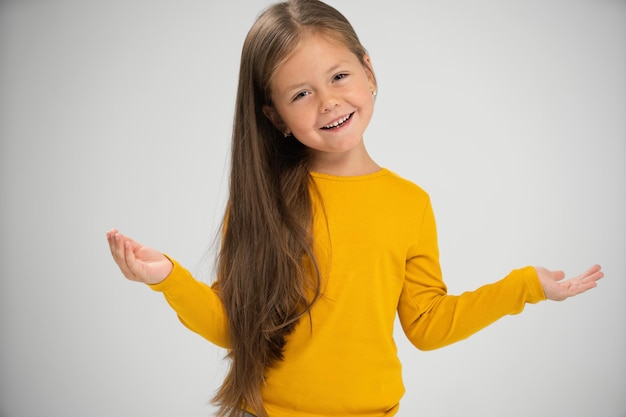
[319,89,339,113]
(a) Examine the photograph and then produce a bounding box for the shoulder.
[381,169,431,203]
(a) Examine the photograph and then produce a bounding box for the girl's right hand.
[106,229,173,285]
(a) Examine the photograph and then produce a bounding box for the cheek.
[354,89,375,112]
[274,106,300,127]
[287,104,317,125]
[356,90,375,123]
[350,81,375,104]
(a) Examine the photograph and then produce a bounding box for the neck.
[309,143,380,176]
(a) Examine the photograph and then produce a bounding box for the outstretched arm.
[398,199,605,350]
[400,264,604,351]
[106,228,230,347]
[535,264,603,301]
[106,229,173,285]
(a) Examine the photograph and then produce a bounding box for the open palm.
[535,264,603,301]
[106,229,173,285]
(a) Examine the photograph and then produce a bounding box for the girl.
[106,0,603,416]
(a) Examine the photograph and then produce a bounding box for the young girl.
[106,0,603,416]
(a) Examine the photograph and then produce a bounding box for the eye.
[292,91,310,102]
[333,73,349,81]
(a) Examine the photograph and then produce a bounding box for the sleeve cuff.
[521,265,547,304]
[148,254,183,293]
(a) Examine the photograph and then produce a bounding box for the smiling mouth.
[321,112,354,130]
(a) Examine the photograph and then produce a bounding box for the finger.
[107,230,123,261]
[123,239,143,280]
[107,231,124,263]
[106,228,121,250]
[579,270,604,287]
[570,265,603,288]
[566,279,598,297]
[106,229,116,250]
[552,270,566,282]
[112,233,135,279]
[564,269,603,297]
[579,264,603,281]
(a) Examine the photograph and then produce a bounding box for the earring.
[283,130,292,138]
[371,89,377,98]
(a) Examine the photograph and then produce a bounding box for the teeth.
[323,113,351,129]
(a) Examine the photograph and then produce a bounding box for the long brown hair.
[213,1,371,416]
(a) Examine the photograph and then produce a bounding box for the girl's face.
[264,32,377,171]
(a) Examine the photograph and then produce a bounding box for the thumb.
[552,270,566,281]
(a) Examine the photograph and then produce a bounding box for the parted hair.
[213,1,371,416]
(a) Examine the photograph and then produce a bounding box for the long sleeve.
[139,169,548,417]
[148,255,230,348]
[398,199,546,351]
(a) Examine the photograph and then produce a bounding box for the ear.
[262,104,287,133]
[362,54,377,94]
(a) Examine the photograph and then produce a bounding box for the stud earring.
[283,130,292,138]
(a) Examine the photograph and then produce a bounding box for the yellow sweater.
[150,168,545,416]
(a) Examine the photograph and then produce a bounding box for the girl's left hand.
[535,264,603,301]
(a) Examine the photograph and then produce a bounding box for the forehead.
[271,32,359,93]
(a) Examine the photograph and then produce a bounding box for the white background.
[1,1,624,416]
